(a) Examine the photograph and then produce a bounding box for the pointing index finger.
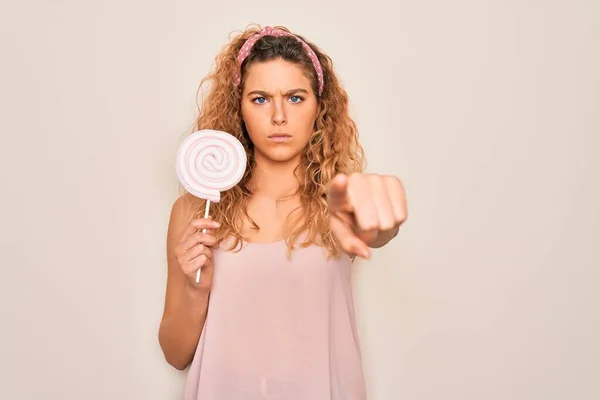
[327,174,353,213]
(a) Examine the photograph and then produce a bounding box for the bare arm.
[158,194,219,370]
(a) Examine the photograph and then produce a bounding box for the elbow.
[160,346,191,371]
[169,358,191,371]
[158,329,191,371]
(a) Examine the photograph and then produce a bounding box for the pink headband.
[235,26,324,96]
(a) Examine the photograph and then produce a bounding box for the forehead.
[243,59,312,92]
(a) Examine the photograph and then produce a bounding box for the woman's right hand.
[173,218,221,292]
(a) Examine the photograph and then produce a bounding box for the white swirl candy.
[176,129,247,202]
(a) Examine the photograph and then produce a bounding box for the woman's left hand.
[327,173,407,259]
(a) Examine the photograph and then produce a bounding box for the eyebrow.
[246,88,309,97]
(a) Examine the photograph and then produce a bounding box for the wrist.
[368,225,399,248]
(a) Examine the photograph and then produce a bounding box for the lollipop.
[176,129,247,283]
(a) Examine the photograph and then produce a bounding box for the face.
[240,59,318,164]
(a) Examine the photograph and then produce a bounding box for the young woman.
[158,24,407,399]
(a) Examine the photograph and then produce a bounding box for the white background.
[1,0,598,399]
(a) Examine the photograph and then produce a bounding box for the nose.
[271,98,287,125]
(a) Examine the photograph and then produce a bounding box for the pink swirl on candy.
[176,130,247,203]
[176,130,247,284]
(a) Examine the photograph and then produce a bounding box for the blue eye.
[253,97,267,104]
[289,95,303,103]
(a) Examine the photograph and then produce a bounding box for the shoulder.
[171,192,204,215]
[169,193,205,229]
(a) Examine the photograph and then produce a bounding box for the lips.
[268,133,292,142]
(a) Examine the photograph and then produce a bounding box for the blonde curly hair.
[180,24,366,258]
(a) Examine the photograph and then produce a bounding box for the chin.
[269,152,299,163]
[262,148,302,163]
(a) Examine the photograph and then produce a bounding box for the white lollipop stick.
[196,199,211,283]
[175,129,247,285]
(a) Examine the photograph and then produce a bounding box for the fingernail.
[354,246,369,259]
[213,221,221,227]
[360,248,370,259]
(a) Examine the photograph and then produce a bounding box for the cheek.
[241,105,267,136]
[297,107,317,136]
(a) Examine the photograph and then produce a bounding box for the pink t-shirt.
[183,238,367,399]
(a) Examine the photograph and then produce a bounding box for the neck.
[250,152,300,199]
